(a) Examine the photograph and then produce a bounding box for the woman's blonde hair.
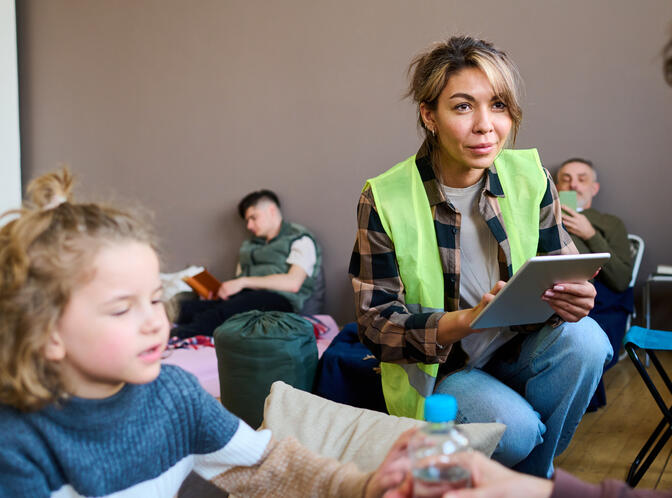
[407,35,524,146]
[0,168,156,411]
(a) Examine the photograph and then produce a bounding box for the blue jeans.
[434,317,612,477]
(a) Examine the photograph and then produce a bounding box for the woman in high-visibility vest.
[350,36,612,478]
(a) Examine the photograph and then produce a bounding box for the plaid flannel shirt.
[349,142,577,370]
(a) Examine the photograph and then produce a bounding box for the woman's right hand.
[436,281,506,346]
[442,451,554,498]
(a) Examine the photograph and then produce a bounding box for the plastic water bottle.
[409,394,472,497]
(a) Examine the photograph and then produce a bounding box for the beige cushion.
[260,381,505,472]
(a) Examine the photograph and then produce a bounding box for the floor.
[555,349,672,490]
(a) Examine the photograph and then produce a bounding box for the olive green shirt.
[569,208,633,293]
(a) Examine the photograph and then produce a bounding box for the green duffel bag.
[214,310,318,428]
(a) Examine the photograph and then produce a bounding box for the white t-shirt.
[442,180,516,368]
[286,235,317,277]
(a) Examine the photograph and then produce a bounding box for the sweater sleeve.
[0,407,54,497]
[0,440,51,497]
[175,366,371,496]
[551,469,672,498]
[583,212,633,292]
[210,436,372,497]
[162,366,272,477]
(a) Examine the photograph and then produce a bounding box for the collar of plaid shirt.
[413,140,506,208]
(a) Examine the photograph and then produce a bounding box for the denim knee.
[491,406,545,467]
[555,317,613,373]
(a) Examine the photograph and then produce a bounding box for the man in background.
[172,189,321,337]
[556,158,633,293]
[555,158,634,409]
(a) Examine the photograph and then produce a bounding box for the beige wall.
[16,0,672,326]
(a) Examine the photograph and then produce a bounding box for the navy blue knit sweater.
[0,365,271,497]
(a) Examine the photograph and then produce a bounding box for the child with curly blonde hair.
[0,168,410,497]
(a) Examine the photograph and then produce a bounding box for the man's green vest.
[238,221,321,312]
[365,149,547,419]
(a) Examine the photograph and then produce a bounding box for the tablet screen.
[470,253,611,329]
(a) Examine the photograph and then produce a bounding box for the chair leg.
[636,351,672,423]
[624,345,672,487]
[627,416,672,486]
[649,351,672,395]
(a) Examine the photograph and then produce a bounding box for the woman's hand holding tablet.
[470,253,611,329]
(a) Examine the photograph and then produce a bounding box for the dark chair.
[586,234,645,410]
[623,325,672,486]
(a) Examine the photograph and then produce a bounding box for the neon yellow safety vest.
[365,148,547,419]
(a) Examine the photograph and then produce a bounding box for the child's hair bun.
[25,167,74,211]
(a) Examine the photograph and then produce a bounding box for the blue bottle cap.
[424,394,458,423]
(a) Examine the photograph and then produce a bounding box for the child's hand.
[382,473,412,498]
[364,429,416,498]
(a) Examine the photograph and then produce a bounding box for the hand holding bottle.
[408,394,472,498]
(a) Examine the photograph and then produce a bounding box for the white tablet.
[469,253,611,329]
